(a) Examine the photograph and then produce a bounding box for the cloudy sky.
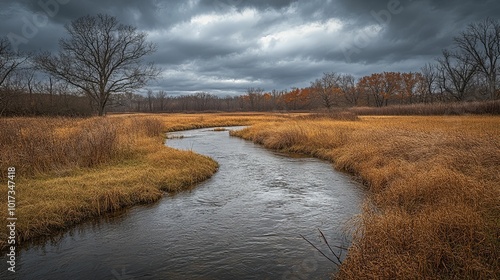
[1,0,498,96]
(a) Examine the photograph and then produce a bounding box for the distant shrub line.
[348,100,500,116]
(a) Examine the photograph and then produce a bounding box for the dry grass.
[350,100,500,116]
[231,116,500,279]
[0,116,182,178]
[299,110,360,121]
[109,112,293,132]
[0,115,223,249]
[0,112,294,250]
[2,112,497,279]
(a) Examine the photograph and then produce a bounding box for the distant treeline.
[1,18,499,116]
[1,70,498,116]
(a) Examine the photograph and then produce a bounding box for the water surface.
[2,127,363,279]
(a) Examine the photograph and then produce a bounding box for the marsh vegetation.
[0,113,498,279]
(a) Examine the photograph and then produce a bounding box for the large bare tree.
[437,50,478,101]
[454,18,500,100]
[35,14,159,116]
[0,38,28,115]
[0,38,26,87]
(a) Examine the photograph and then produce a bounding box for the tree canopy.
[35,14,159,116]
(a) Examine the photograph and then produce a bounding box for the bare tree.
[454,18,500,100]
[133,94,145,112]
[420,63,439,103]
[155,90,167,111]
[0,38,27,87]
[193,92,213,111]
[437,49,478,101]
[35,14,159,116]
[338,74,359,106]
[147,89,154,112]
[246,87,264,111]
[0,38,28,114]
[311,72,341,109]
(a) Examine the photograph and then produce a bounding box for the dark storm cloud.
[1,0,499,96]
[197,0,298,12]
[328,0,500,63]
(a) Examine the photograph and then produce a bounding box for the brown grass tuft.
[302,110,360,121]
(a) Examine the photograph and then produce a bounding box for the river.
[1,127,363,280]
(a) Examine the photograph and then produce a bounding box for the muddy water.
[1,127,363,280]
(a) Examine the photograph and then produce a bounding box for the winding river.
[2,127,363,280]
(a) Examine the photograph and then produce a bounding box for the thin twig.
[300,234,340,266]
[318,228,343,265]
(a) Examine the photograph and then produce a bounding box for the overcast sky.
[1,0,499,96]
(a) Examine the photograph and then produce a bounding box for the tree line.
[0,15,498,116]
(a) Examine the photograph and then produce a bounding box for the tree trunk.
[490,77,497,100]
[98,105,106,116]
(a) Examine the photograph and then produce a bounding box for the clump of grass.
[0,117,121,178]
[128,117,164,137]
[232,116,500,279]
[166,135,185,139]
[302,110,360,121]
[212,127,228,131]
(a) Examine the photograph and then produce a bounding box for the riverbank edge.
[1,113,294,253]
[229,116,499,279]
[0,126,227,252]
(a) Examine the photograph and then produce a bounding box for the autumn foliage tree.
[400,72,426,104]
[358,72,399,107]
[282,87,313,110]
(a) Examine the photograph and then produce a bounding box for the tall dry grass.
[0,112,293,250]
[0,115,219,249]
[350,100,500,116]
[0,117,167,178]
[231,116,500,279]
[108,112,293,132]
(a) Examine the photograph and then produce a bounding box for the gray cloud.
[1,0,498,96]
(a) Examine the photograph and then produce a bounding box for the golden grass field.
[0,113,498,279]
[232,115,500,279]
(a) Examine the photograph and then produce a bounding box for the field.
[1,113,499,279]
[232,115,500,279]
[0,113,288,250]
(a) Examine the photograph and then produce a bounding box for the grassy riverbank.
[0,116,220,249]
[1,113,498,279]
[0,113,289,250]
[231,115,500,279]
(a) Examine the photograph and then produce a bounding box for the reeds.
[300,110,360,121]
[350,100,500,116]
[231,116,500,279]
[2,112,497,279]
[0,115,219,250]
